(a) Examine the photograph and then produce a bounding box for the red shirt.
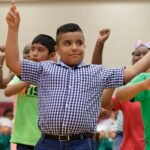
[112,96,145,150]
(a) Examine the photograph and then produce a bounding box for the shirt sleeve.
[127,73,148,102]
[102,66,125,88]
[21,59,43,85]
[8,75,21,85]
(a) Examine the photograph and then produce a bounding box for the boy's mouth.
[69,53,80,56]
[31,58,40,62]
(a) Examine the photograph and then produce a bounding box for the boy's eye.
[64,42,71,46]
[77,41,83,46]
[31,47,35,51]
[31,46,45,52]
[38,47,45,52]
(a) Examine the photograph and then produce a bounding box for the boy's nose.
[72,44,78,51]
[32,50,38,56]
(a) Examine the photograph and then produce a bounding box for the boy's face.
[30,43,55,62]
[56,31,85,67]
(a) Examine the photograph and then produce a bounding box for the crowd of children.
[0,1,150,150]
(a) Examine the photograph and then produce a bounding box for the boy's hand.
[6,4,20,29]
[97,29,110,45]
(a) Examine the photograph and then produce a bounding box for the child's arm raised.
[92,29,110,64]
[5,4,21,75]
[115,78,150,102]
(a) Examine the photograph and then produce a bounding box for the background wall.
[0,0,150,101]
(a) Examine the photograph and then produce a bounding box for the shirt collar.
[57,60,89,69]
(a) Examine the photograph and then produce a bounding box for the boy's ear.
[49,52,57,63]
[55,45,60,55]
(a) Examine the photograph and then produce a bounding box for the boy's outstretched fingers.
[10,3,17,13]
[11,0,16,5]
[6,4,20,28]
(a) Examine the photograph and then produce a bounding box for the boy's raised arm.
[92,29,110,64]
[5,4,21,75]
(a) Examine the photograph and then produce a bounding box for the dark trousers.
[35,136,96,150]
[17,144,34,150]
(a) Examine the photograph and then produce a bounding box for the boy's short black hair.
[32,34,56,53]
[56,23,83,44]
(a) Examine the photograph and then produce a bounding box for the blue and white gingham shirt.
[21,60,124,135]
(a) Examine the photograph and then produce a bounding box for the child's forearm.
[6,5,21,75]
[5,81,28,97]
[92,41,104,64]
[101,88,115,110]
[6,28,21,75]
[92,29,110,64]
[115,81,146,102]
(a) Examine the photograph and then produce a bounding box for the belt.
[42,133,94,141]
